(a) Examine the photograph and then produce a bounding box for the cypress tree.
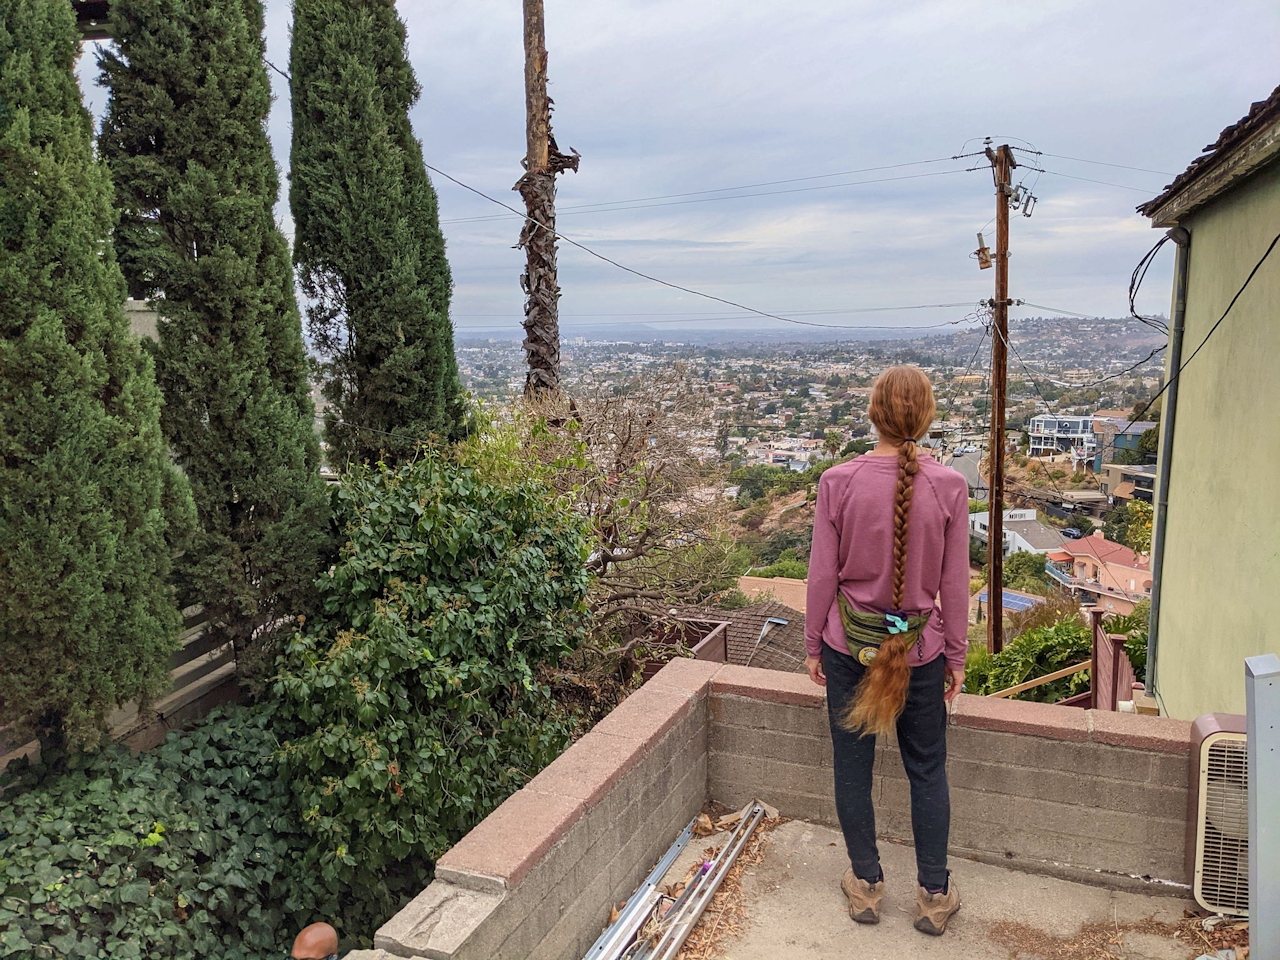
[99,0,330,664]
[0,0,195,747]
[290,0,466,465]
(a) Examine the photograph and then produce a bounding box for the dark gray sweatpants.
[821,643,951,888]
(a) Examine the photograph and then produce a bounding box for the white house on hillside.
[1028,415,1097,459]
[970,508,1066,556]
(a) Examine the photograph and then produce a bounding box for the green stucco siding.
[1155,159,1280,720]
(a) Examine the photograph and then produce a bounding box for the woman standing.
[804,366,969,936]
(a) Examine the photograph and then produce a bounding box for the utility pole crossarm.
[516,0,580,397]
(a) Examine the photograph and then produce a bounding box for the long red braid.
[842,366,936,737]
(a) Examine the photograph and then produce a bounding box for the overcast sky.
[81,1,1280,340]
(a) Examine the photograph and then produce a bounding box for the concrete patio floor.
[691,820,1196,960]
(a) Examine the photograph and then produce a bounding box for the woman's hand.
[944,666,965,703]
[805,655,826,687]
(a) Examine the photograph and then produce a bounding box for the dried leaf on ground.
[692,814,717,837]
[989,918,1178,960]
[1175,915,1249,957]
[674,817,787,960]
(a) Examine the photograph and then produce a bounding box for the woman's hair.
[842,365,937,737]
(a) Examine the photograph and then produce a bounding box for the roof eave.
[1139,113,1280,227]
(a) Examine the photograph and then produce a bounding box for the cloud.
[83,1,1280,337]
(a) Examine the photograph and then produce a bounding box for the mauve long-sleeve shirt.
[804,453,971,670]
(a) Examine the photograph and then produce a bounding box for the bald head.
[292,922,339,959]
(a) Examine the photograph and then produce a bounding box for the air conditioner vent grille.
[1196,736,1248,916]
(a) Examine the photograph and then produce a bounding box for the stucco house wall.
[1153,157,1280,719]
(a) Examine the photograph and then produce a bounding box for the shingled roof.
[1061,533,1149,571]
[1139,84,1280,225]
[675,600,807,673]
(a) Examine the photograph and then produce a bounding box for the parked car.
[1061,527,1083,539]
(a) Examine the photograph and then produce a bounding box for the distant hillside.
[872,316,1167,370]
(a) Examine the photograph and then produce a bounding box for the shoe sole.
[913,901,960,935]
[841,877,881,924]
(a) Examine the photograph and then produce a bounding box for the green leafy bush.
[1105,600,1150,684]
[0,707,329,960]
[752,558,809,579]
[965,618,1092,703]
[1002,551,1050,596]
[273,447,591,891]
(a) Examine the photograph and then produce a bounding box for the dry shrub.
[500,368,739,681]
[1006,588,1087,640]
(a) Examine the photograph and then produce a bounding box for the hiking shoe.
[840,867,884,924]
[914,876,960,935]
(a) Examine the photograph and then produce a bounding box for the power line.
[1037,169,1157,193]
[1128,235,1172,334]
[427,162,992,333]
[935,317,993,461]
[994,325,1083,507]
[1029,151,1177,178]
[506,316,971,330]
[1014,347,1165,390]
[1126,229,1280,429]
[1003,334,1157,487]
[1015,301,1096,319]
[441,146,1174,226]
[455,302,985,329]
[457,303,976,318]
[263,58,291,83]
[545,156,961,207]
[1020,229,1279,472]
[441,167,972,224]
[458,300,1115,328]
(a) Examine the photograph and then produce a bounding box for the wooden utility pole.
[516,0,579,396]
[985,143,1015,654]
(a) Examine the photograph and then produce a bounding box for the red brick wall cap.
[645,657,721,698]
[949,694,1192,754]
[710,663,824,707]
[950,693,1091,741]
[1089,708,1191,754]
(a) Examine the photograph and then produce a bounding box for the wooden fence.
[0,605,244,773]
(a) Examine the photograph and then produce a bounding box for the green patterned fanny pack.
[837,594,933,666]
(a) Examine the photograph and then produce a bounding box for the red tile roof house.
[1047,534,1152,616]
[346,658,1196,959]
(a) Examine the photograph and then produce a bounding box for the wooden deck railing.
[983,609,1136,711]
[988,660,1091,699]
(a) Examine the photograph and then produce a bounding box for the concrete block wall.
[371,659,1196,959]
[375,659,718,960]
[708,664,1194,888]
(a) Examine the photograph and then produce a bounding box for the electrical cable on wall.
[1120,229,1279,435]
[1128,236,1173,334]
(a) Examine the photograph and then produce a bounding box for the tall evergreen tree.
[0,0,195,747]
[290,0,466,465]
[99,0,330,664]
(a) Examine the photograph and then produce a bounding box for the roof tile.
[1139,83,1280,217]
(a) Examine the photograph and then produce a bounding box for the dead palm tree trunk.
[515,0,578,396]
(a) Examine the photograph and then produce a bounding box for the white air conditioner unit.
[1188,714,1248,916]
